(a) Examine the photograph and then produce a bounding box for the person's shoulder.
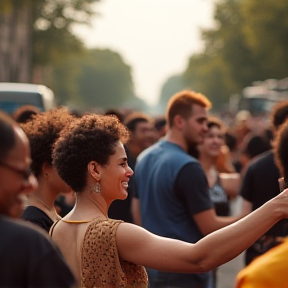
[248,150,274,169]
[1,216,50,241]
[138,141,161,158]
[0,217,48,238]
[89,217,123,229]
[22,205,44,218]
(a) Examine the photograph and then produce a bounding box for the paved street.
[217,197,245,288]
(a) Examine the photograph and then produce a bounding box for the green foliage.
[157,74,187,113]
[241,0,288,79]
[183,0,288,112]
[48,48,137,110]
[184,53,230,110]
[0,0,98,68]
[159,75,186,105]
[32,0,98,66]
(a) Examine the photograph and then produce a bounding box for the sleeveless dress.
[52,218,148,288]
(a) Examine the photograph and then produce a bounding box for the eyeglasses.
[0,161,32,181]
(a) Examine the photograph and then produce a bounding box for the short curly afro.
[21,107,75,177]
[52,114,130,192]
[274,120,288,183]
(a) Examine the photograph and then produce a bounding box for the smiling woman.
[50,114,146,286]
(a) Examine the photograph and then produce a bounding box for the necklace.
[87,197,108,217]
[34,196,53,212]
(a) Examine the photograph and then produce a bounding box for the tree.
[157,74,187,114]
[184,0,288,111]
[241,0,288,79]
[0,0,98,82]
[48,48,137,110]
[0,1,33,82]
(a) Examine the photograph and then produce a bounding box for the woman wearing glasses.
[21,107,75,232]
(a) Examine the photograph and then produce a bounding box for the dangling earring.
[91,182,101,193]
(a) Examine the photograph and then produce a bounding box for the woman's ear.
[42,162,53,177]
[87,161,101,181]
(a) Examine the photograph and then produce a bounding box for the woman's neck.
[68,190,108,220]
[28,184,58,210]
[199,153,216,173]
[26,177,61,220]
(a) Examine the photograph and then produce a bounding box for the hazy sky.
[73,0,217,106]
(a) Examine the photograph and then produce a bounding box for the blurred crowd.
[1,90,288,288]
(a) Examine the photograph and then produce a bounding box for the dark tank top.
[209,176,230,216]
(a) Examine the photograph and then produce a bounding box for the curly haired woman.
[21,107,75,232]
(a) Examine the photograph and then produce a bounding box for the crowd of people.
[1,90,288,288]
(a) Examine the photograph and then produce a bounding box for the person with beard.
[132,90,241,288]
[0,110,75,288]
[109,112,155,223]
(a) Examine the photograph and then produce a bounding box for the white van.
[0,82,56,114]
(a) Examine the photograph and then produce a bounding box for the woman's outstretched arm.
[116,188,288,273]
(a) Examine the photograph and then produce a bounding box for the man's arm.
[193,209,242,236]
[175,163,241,236]
[238,162,254,217]
[131,197,141,226]
[241,198,253,216]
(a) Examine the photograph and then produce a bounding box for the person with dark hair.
[49,112,288,288]
[109,112,155,223]
[224,131,242,173]
[239,132,271,170]
[131,90,241,287]
[21,107,75,232]
[12,105,40,124]
[240,100,288,266]
[198,116,239,217]
[104,108,125,123]
[235,119,288,288]
[154,116,167,140]
[0,110,75,288]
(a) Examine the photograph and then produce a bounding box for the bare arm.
[241,198,253,216]
[116,190,287,273]
[193,208,243,236]
[219,173,241,199]
[131,197,141,226]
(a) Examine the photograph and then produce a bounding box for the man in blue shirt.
[132,90,240,288]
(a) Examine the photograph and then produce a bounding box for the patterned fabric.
[81,218,148,288]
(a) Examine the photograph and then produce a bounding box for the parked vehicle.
[0,82,56,114]
[231,78,288,116]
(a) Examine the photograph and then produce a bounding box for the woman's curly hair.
[52,114,130,192]
[274,120,288,182]
[21,107,75,177]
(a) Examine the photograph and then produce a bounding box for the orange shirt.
[236,238,288,288]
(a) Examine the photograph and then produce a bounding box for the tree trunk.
[0,4,32,82]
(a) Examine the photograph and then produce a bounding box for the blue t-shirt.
[134,140,213,287]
